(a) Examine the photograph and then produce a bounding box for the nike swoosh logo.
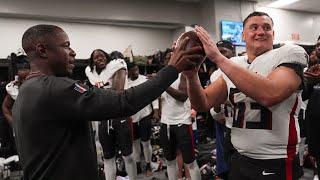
[262,170,275,176]
[120,120,126,123]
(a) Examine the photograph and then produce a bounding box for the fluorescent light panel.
[268,0,300,8]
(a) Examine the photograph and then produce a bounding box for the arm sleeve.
[49,66,178,121]
[209,104,225,120]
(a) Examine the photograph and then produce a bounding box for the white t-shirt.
[127,75,157,123]
[220,44,308,159]
[160,74,191,125]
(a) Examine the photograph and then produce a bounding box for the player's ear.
[35,43,49,58]
[242,32,245,41]
[272,30,275,40]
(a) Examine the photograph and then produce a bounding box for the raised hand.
[195,26,223,62]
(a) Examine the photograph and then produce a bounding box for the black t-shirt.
[0,83,7,115]
[12,66,178,180]
[305,84,320,158]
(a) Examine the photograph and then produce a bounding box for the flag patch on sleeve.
[74,83,87,93]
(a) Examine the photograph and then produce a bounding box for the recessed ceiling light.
[268,0,300,8]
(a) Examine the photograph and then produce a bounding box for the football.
[178,31,206,56]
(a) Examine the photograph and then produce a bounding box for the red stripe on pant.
[286,97,298,180]
[188,124,195,157]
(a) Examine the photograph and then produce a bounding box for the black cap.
[216,40,235,51]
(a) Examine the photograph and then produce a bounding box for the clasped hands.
[168,26,224,75]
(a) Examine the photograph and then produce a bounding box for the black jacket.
[304,84,320,158]
[12,66,178,180]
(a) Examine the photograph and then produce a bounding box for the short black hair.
[22,24,61,55]
[110,51,125,60]
[17,63,30,71]
[216,40,235,51]
[88,49,110,72]
[243,11,274,27]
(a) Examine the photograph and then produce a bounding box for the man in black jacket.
[13,24,204,180]
[303,37,320,177]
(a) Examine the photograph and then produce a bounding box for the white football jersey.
[161,74,191,125]
[127,75,157,123]
[85,59,127,89]
[6,81,19,100]
[220,45,308,159]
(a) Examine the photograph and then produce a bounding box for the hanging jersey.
[127,75,156,123]
[220,44,308,159]
[85,59,127,89]
[6,81,19,100]
[161,74,191,125]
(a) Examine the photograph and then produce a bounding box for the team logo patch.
[74,83,87,93]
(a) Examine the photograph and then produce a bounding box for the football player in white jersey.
[184,12,308,180]
[155,52,201,180]
[2,66,29,157]
[85,49,137,180]
[126,61,157,177]
[2,66,30,123]
[209,40,236,179]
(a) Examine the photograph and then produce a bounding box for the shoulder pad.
[275,44,308,68]
[108,59,127,71]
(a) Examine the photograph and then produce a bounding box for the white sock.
[186,160,201,180]
[166,159,178,180]
[123,154,137,180]
[141,140,152,163]
[132,139,141,162]
[298,137,306,166]
[103,157,116,180]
